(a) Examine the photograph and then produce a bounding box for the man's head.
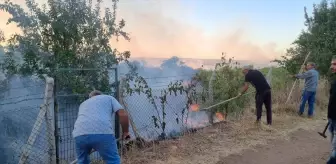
[242,65,252,75]
[331,56,336,73]
[89,90,102,98]
[306,62,316,70]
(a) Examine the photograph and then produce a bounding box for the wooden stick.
[200,92,254,111]
[285,52,311,104]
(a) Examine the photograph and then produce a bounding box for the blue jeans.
[299,90,316,116]
[75,134,120,164]
[328,119,336,164]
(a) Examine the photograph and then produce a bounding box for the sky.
[0,0,322,64]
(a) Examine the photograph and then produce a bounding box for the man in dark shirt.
[327,56,336,164]
[238,65,272,125]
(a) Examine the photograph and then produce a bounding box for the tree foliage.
[194,54,251,121]
[0,0,130,94]
[277,0,336,76]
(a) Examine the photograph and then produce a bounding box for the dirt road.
[219,127,331,164]
[124,114,333,164]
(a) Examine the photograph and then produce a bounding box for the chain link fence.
[122,68,274,141]
[0,75,55,164]
[121,76,212,141]
[0,65,274,164]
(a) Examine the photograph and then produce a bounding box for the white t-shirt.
[72,95,123,138]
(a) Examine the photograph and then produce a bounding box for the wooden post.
[44,77,56,164]
[18,77,55,164]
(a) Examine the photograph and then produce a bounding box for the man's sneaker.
[254,120,261,128]
[298,112,303,116]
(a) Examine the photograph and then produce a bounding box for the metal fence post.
[115,66,122,151]
[53,76,60,164]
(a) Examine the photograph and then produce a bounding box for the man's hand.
[237,92,242,97]
[122,132,131,140]
[289,74,296,78]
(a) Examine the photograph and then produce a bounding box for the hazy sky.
[0,0,321,64]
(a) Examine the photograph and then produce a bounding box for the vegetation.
[194,53,252,121]
[276,0,336,78]
[0,0,130,94]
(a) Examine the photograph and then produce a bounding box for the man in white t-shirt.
[72,90,130,164]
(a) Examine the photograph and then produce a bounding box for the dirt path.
[219,125,331,164]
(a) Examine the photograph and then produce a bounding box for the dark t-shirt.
[328,80,336,120]
[245,69,271,94]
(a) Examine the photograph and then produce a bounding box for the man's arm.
[117,109,129,134]
[111,97,130,138]
[294,70,313,79]
[238,74,250,96]
[240,82,249,95]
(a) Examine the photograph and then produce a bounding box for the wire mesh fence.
[121,68,274,141]
[0,76,55,164]
[121,76,213,141]
[0,65,274,164]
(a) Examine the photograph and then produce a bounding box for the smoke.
[1,0,283,68]
[119,56,198,88]
[111,0,283,65]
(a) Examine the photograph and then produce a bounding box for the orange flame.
[215,112,225,121]
[189,104,200,112]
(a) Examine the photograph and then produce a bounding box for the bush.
[194,54,252,120]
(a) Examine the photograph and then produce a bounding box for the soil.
[124,114,333,164]
[218,128,331,164]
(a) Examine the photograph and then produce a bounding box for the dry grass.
[118,79,330,164]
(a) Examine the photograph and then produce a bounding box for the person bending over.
[72,90,130,164]
[238,65,272,125]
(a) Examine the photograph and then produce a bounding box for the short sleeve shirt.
[72,95,123,137]
[245,70,271,94]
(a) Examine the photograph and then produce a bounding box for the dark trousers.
[255,90,272,125]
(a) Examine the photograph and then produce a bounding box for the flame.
[215,112,225,121]
[189,104,200,112]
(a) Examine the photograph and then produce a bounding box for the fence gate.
[53,66,119,164]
